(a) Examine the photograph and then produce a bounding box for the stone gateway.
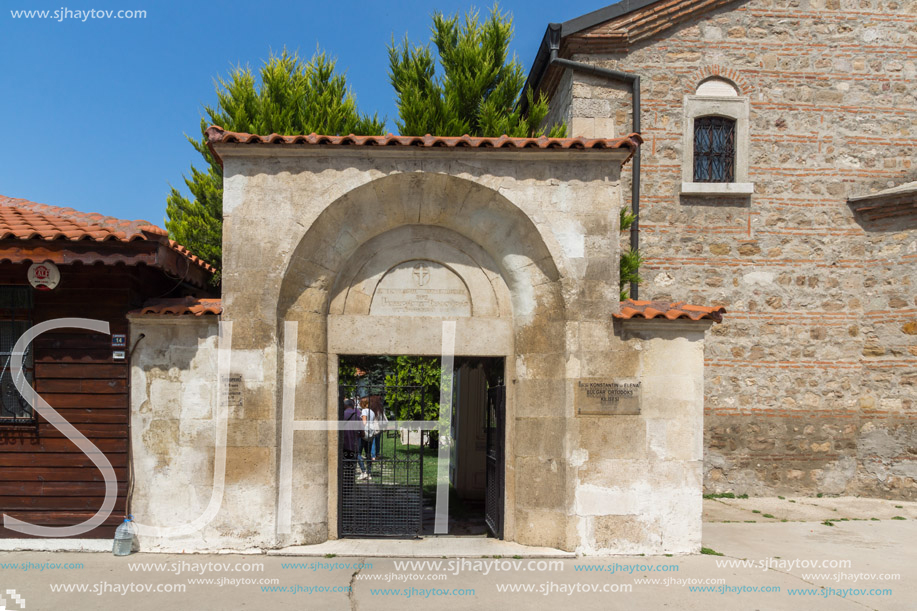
[127,130,725,555]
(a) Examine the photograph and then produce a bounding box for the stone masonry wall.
[548,0,917,498]
[128,317,226,552]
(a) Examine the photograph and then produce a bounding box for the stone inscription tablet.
[370,260,471,317]
[575,378,642,415]
[221,374,243,408]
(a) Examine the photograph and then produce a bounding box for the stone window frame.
[681,94,754,197]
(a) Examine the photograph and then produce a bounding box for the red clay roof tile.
[614,299,726,322]
[0,195,215,274]
[131,297,222,317]
[204,125,642,166]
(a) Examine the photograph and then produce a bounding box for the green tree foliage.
[384,356,442,422]
[338,356,442,422]
[166,50,383,278]
[619,208,644,301]
[338,356,393,390]
[389,4,565,138]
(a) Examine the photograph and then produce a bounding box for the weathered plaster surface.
[129,145,712,554]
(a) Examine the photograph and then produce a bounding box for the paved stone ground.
[703,495,917,523]
[3,498,914,610]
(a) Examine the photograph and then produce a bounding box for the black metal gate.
[484,385,505,538]
[338,383,429,537]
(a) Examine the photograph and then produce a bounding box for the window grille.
[0,287,34,424]
[693,116,736,183]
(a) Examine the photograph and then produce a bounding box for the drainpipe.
[540,23,642,299]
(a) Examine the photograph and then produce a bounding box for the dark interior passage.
[337,355,504,538]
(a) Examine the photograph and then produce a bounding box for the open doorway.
[337,355,504,538]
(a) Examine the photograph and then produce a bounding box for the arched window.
[696,78,738,97]
[681,75,752,196]
[693,116,736,183]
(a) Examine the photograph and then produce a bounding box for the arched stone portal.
[276,173,567,545]
[125,130,716,557]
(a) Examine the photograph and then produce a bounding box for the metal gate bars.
[484,385,505,538]
[338,383,428,537]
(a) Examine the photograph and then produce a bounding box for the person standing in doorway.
[358,396,374,480]
[342,399,360,485]
[354,367,370,404]
[369,395,386,462]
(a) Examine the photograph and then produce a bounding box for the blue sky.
[1,0,613,226]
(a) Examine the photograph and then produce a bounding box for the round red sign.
[28,261,61,290]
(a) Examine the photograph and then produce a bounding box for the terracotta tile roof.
[0,195,163,241]
[569,0,739,52]
[0,195,216,274]
[614,299,726,322]
[523,0,740,112]
[205,125,642,165]
[164,239,216,273]
[131,297,222,317]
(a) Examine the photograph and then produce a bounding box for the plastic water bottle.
[113,516,134,556]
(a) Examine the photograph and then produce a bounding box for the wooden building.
[0,196,214,538]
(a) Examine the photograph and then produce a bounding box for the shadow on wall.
[275,171,562,322]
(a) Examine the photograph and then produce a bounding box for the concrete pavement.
[2,497,914,610]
